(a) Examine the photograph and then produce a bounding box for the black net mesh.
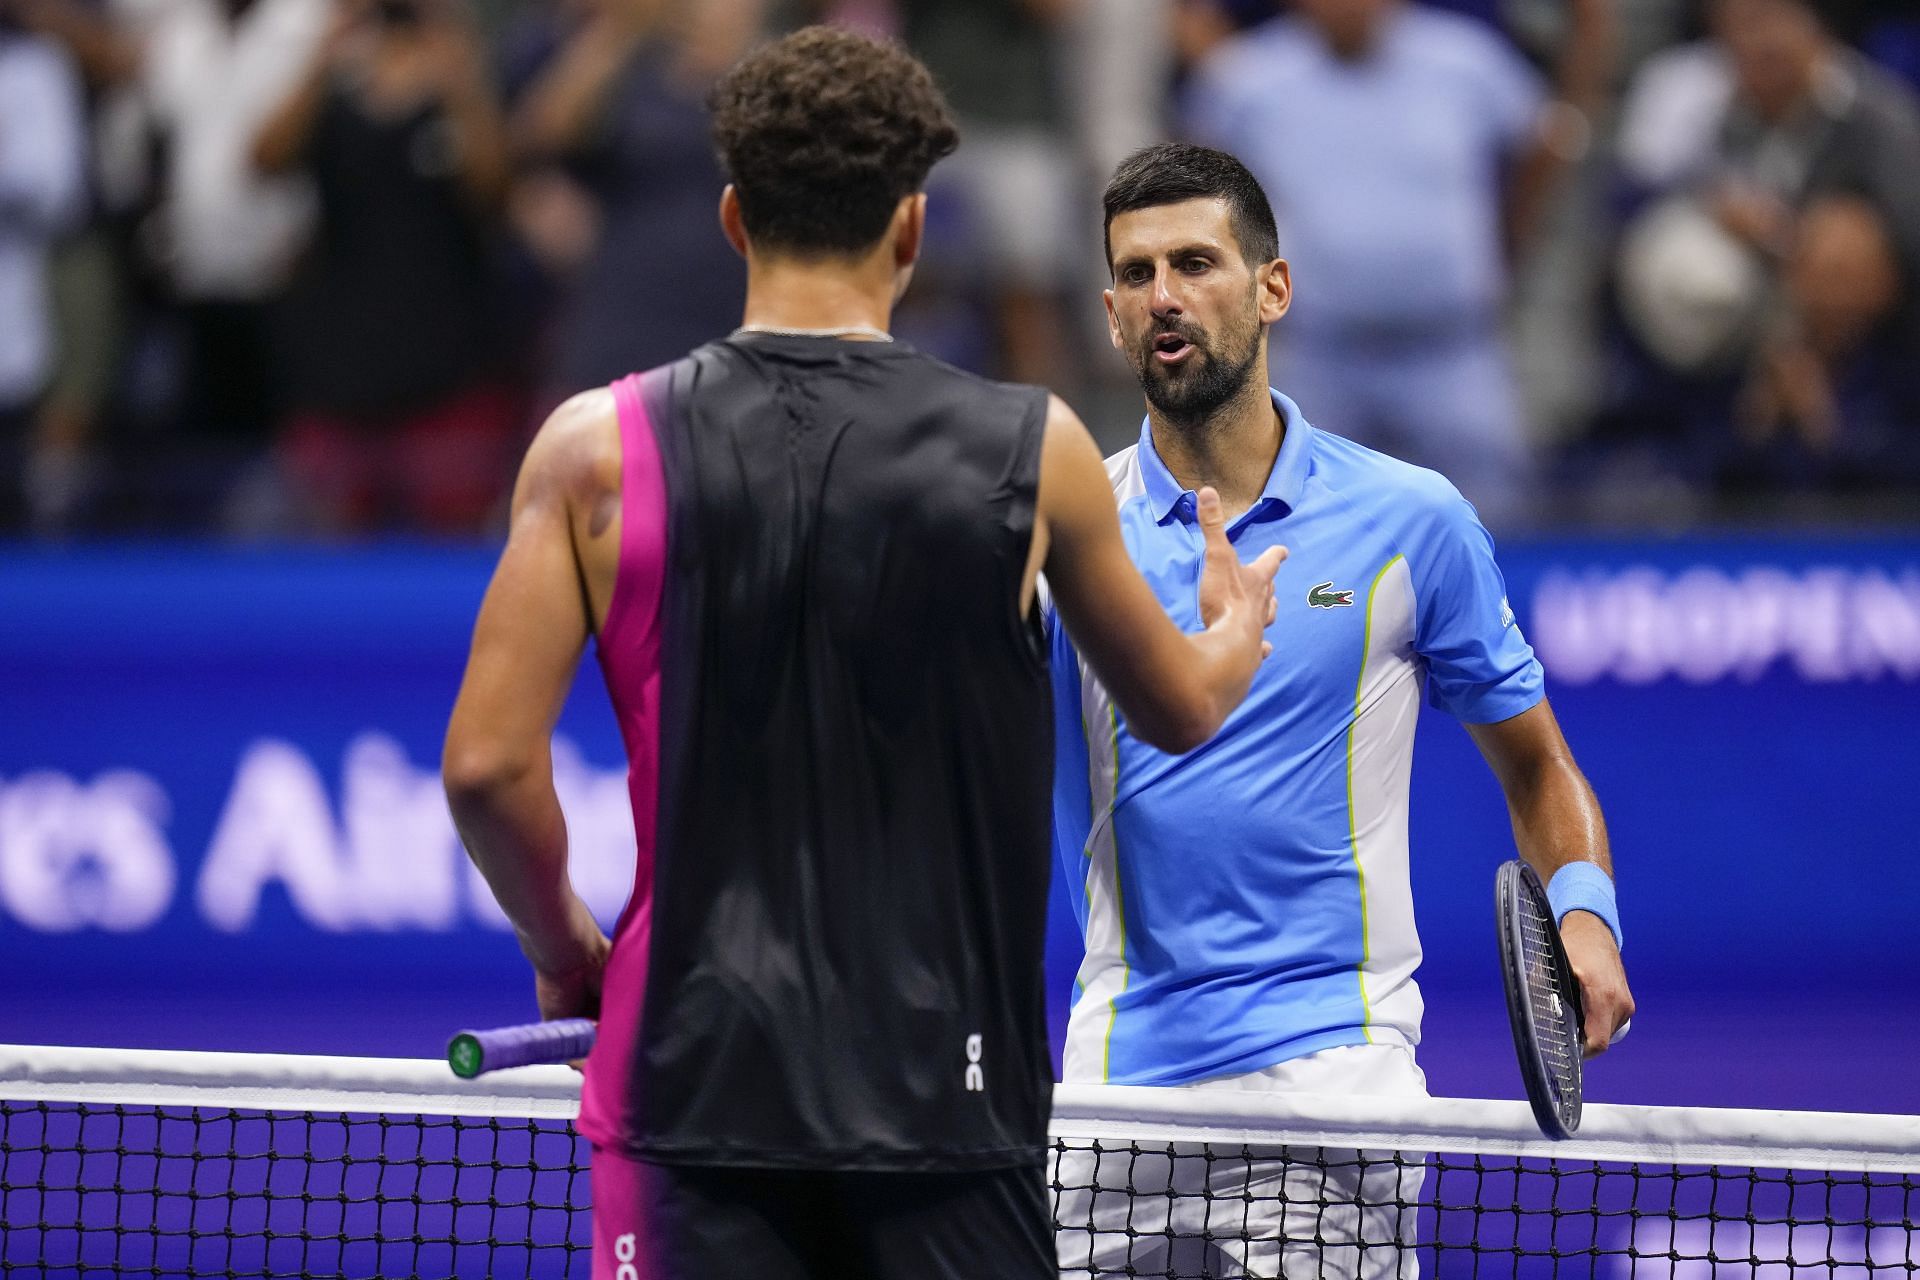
[1,1102,588,1278]
[4,1099,1917,1278]
[1049,1136,1920,1278]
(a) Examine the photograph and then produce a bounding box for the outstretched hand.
[1195,486,1284,658]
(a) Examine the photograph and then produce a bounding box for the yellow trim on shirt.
[1096,701,1127,1081]
[1345,554,1405,1040]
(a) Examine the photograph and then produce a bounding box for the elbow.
[1135,723,1209,756]
[441,740,537,814]
[1127,695,1222,757]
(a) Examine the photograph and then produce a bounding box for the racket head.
[1496,860,1585,1138]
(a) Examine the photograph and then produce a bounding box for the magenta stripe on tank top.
[579,371,668,1152]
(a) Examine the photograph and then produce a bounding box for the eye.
[1122,265,1152,285]
[1181,257,1212,274]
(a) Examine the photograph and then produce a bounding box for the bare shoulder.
[517,388,621,515]
[1039,394,1102,474]
[1042,392,1086,437]
[1038,393,1110,512]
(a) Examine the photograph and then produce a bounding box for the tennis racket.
[447,1019,598,1078]
[1496,860,1584,1139]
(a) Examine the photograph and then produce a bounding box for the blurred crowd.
[1,0,1916,536]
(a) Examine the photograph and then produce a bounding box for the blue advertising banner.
[2,538,1916,1113]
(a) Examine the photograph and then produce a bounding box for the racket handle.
[448,1019,597,1078]
[1609,1017,1632,1046]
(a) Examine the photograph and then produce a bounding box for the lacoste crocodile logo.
[1308,582,1355,609]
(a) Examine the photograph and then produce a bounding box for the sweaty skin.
[442,187,1284,1024]
[1102,193,1634,1057]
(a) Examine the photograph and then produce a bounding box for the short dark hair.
[710,27,959,258]
[1102,143,1280,271]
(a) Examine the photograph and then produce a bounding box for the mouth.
[1151,331,1197,366]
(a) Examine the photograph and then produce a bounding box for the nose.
[1150,265,1182,319]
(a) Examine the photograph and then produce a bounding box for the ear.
[719,185,750,259]
[1258,258,1292,326]
[1103,288,1124,351]
[893,193,927,269]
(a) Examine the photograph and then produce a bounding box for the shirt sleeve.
[0,42,87,236]
[1410,488,1544,723]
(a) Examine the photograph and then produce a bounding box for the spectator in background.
[252,0,516,533]
[131,0,327,465]
[1186,0,1614,525]
[898,0,1080,386]
[8,0,151,533]
[506,0,755,399]
[1612,0,1920,493]
[0,7,87,524]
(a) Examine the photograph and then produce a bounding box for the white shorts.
[1054,1044,1430,1279]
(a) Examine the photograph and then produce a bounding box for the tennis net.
[3,1043,1916,1278]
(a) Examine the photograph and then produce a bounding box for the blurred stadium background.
[1,0,1917,1120]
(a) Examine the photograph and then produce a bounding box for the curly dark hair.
[709,26,959,258]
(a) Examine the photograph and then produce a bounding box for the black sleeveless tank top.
[585,333,1053,1171]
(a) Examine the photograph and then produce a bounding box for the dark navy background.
[2,538,1916,1117]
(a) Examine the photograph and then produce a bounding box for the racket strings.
[1519,901,1580,1099]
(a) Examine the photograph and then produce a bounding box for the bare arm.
[251,18,343,176]
[510,2,656,158]
[14,0,142,87]
[256,2,510,205]
[1503,0,1615,255]
[420,7,511,206]
[1033,396,1281,755]
[1468,699,1635,1056]
[443,392,614,1018]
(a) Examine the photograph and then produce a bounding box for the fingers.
[1195,484,1224,531]
[1252,544,1287,579]
[1195,486,1234,569]
[1577,977,1635,1057]
[1583,1014,1611,1058]
[1560,920,1633,1057]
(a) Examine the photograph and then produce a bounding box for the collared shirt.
[1186,8,1541,337]
[1047,391,1543,1085]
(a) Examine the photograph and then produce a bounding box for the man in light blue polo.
[1048,144,1635,1279]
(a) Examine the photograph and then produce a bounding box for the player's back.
[581,332,1055,1173]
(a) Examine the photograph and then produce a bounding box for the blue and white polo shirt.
[1049,390,1544,1085]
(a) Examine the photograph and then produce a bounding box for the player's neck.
[1147,377,1282,519]
[739,256,897,338]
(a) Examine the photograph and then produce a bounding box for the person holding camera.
[252,0,516,532]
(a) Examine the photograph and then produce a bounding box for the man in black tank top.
[444,28,1285,1280]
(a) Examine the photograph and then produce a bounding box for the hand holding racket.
[1496,861,1632,1139]
[1558,908,1635,1055]
[449,1019,598,1078]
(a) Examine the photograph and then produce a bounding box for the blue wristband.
[1546,862,1622,953]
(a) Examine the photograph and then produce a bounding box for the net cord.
[4,1044,1917,1174]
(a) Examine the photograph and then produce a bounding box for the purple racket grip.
[448,1019,597,1078]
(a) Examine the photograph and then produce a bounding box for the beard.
[1128,305,1264,430]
